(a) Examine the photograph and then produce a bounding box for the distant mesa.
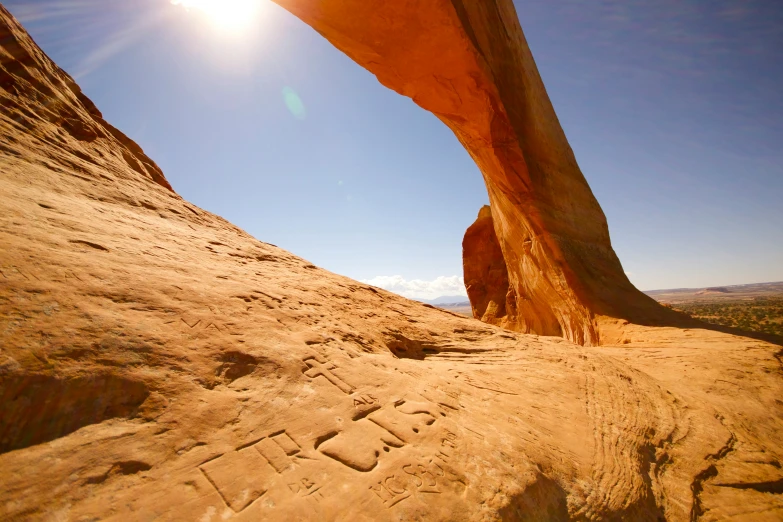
[417,295,470,306]
[697,287,731,295]
[644,281,782,305]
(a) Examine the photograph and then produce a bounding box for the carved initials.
[302,357,354,394]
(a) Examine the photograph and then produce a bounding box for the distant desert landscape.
[439,282,783,338]
[648,282,783,338]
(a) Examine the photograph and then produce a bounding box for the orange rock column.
[462,206,511,327]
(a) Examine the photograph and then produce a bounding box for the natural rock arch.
[0,0,676,347]
[269,0,671,345]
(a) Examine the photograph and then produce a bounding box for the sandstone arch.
[266,0,671,345]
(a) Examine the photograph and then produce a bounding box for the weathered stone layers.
[271,0,668,344]
[462,205,512,327]
[0,4,172,192]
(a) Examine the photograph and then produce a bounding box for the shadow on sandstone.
[497,473,569,521]
[690,320,783,347]
[0,373,149,454]
[627,305,783,347]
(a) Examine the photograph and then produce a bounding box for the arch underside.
[271,0,671,345]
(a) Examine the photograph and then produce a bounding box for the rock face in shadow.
[0,374,149,453]
[267,0,671,345]
[1,4,782,522]
[462,205,512,328]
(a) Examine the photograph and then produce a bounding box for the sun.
[171,0,263,32]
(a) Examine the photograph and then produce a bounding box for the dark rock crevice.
[0,374,150,454]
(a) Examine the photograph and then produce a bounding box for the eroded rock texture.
[463,206,512,327]
[269,0,673,345]
[1,4,782,522]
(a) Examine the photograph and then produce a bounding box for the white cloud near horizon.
[360,275,467,301]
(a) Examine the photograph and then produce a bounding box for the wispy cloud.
[6,1,96,24]
[360,275,467,300]
[5,1,173,80]
[73,9,170,79]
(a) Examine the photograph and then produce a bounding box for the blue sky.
[8,0,782,298]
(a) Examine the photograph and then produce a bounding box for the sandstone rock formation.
[268,0,672,345]
[1,4,782,522]
[463,205,512,327]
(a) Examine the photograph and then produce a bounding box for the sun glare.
[171,0,262,32]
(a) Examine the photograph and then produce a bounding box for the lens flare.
[171,0,262,32]
[282,87,307,120]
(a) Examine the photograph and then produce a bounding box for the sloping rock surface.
[1,4,782,521]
